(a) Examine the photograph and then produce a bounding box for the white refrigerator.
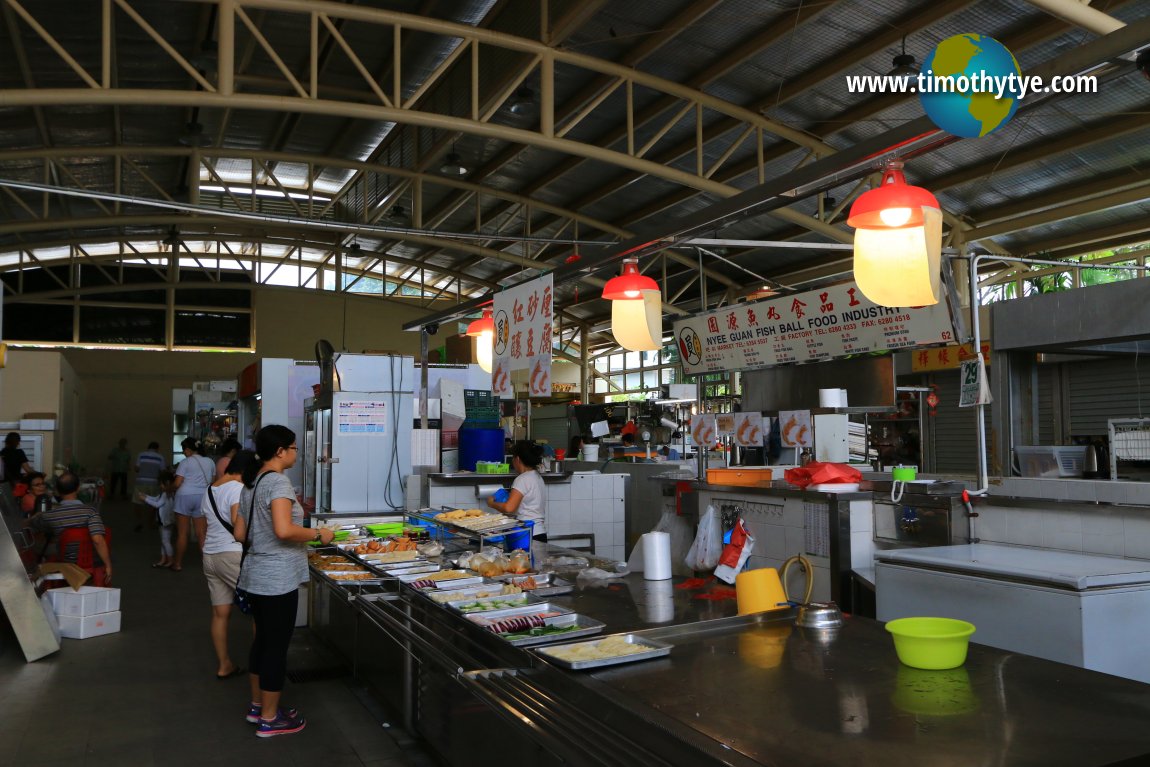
[876,543,1150,683]
[323,354,414,513]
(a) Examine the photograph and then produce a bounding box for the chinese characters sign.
[493,274,553,399]
[911,342,991,372]
[673,281,953,376]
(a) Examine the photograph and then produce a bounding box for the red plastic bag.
[783,462,861,489]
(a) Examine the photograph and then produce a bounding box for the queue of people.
[10,425,330,738]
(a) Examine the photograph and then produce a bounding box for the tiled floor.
[0,499,438,767]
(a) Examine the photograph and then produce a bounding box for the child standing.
[139,470,177,569]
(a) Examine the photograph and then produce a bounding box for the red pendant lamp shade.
[465,308,494,337]
[602,259,659,300]
[847,162,939,229]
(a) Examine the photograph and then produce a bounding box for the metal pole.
[419,329,429,430]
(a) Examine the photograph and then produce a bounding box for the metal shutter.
[530,403,570,452]
[1037,365,1056,444]
[929,370,988,474]
[1067,357,1150,435]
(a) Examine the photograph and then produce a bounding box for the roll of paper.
[818,388,845,408]
[476,484,504,499]
[642,531,672,581]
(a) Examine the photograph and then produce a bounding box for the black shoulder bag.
[232,472,271,615]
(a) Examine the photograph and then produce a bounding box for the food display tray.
[446,592,535,614]
[382,563,438,576]
[487,572,574,596]
[465,602,604,646]
[502,613,606,647]
[534,634,672,670]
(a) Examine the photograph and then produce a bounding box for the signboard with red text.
[673,281,953,376]
[493,274,553,399]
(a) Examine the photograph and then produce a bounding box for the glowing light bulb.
[879,207,913,227]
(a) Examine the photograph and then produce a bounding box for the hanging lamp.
[602,258,661,351]
[465,308,495,372]
[847,160,942,307]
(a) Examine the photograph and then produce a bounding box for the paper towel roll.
[476,484,504,499]
[819,388,846,408]
[839,388,849,407]
[642,531,672,581]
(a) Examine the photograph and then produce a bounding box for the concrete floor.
[0,498,438,767]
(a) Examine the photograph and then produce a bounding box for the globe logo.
[919,34,1022,138]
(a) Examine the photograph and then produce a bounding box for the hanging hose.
[781,554,814,605]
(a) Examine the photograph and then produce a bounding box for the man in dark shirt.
[29,472,113,584]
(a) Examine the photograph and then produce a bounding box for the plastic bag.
[685,504,723,572]
[783,461,862,489]
[713,519,755,585]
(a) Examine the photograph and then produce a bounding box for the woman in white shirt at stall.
[486,440,547,545]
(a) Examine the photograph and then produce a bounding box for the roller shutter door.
[1067,357,1150,435]
[929,370,988,474]
[1037,365,1057,444]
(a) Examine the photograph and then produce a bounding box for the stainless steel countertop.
[427,472,571,482]
[648,477,871,501]
[533,607,1150,766]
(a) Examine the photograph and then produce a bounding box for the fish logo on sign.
[678,327,702,366]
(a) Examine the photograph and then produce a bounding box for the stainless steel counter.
[310,551,1150,767]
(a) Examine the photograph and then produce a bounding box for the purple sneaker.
[256,708,306,738]
[246,703,298,724]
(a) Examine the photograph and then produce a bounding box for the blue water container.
[498,519,535,552]
[458,428,506,471]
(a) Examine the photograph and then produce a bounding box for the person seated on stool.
[620,433,645,454]
[20,472,51,516]
[28,472,113,585]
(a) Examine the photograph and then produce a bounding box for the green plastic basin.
[886,617,976,670]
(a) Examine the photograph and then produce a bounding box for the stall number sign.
[673,281,954,375]
[958,358,992,408]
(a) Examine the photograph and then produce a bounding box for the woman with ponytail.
[171,437,216,571]
[233,425,334,737]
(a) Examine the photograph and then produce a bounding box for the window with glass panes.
[593,345,681,401]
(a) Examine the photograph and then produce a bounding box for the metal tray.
[535,634,672,670]
[500,613,606,647]
[447,592,535,614]
[465,602,573,625]
[410,575,485,589]
[487,572,574,596]
[424,583,519,603]
[383,563,439,576]
[397,568,470,583]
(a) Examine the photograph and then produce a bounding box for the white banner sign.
[493,274,553,399]
[673,281,954,375]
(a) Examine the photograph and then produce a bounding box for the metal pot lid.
[796,601,843,629]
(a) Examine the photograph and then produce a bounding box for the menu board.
[673,281,954,376]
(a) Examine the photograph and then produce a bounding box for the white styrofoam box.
[48,586,121,617]
[58,610,121,640]
[210,380,238,392]
[18,419,37,431]
[0,421,19,429]
[37,420,57,430]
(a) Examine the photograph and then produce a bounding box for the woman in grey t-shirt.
[233,425,334,738]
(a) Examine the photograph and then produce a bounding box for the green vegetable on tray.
[500,624,579,640]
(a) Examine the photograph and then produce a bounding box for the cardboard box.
[47,586,121,617]
[57,610,121,639]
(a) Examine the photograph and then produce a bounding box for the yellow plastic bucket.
[885,617,976,670]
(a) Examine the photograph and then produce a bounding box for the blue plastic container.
[491,519,534,551]
[458,428,506,472]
